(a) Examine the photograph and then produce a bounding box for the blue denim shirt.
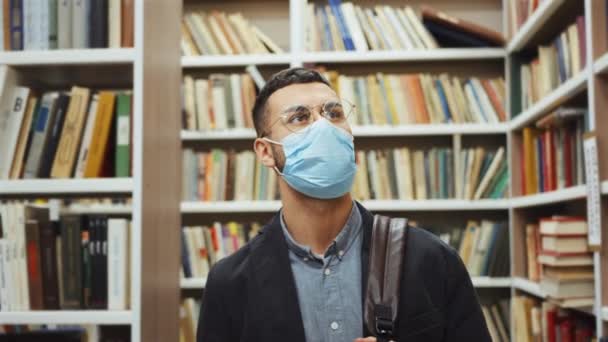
[280,203,363,342]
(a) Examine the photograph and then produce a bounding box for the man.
[197,68,491,342]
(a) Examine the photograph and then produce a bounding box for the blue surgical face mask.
[263,119,357,199]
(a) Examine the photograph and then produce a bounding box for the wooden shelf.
[181,53,292,67]
[512,277,546,298]
[471,277,512,288]
[0,48,135,65]
[299,48,505,64]
[181,199,510,214]
[594,52,608,75]
[181,124,508,141]
[0,310,132,325]
[510,185,587,208]
[510,70,588,131]
[507,0,567,52]
[181,278,207,289]
[0,178,133,196]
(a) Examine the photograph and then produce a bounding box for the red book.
[481,80,506,122]
[25,220,44,310]
[577,16,586,68]
[545,130,556,191]
[559,318,574,342]
[546,306,557,342]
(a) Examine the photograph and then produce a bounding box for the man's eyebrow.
[280,104,309,113]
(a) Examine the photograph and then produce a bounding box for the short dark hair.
[252,67,330,137]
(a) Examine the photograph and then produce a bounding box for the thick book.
[88,0,107,48]
[114,92,131,177]
[37,93,70,178]
[540,216,587,235]
[72,0,88,48]
[422,19,493,48]
[83,91,115,177]
[22,93,58,178]
[9,0,23,50]
[51,86,91,178]
[60,215,83,309]
[0,86,30,179]
[421,6,504,46]
[8,95,37,178]
[57,0,72,49]
[107,218,129,310]
[39,219,60,309]
[328,0,355,51]
[120,0,133,47]
[24,219,43,309]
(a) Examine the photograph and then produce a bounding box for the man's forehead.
[267,82,337,113]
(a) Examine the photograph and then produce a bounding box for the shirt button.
[324,268,331,276]
[330,321,339,330]
[338,250,344,257]
[303,257,309,261]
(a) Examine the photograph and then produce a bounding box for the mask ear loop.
[262,137,285,176]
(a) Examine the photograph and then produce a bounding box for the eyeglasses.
[262,98,356,137]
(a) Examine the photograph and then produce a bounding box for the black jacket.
[197,202,491,341]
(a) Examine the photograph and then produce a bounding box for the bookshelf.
[0,1,182,341]
[506,0,566,53]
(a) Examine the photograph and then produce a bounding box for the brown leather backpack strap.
[364,214,409,341]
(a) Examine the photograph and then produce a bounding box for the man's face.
[263,82,353,170]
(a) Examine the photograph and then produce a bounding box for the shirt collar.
[280,201,362,262]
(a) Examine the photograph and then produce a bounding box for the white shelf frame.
[182,53,292,67]
[507,0,567,52]
[0,311,132,325]
[510,185,587,208]
[0,48,135,65]
[299,49,505,64]
[512,277,546,298]
[61,203,133,215]
[181,124,509,141]
[0,178,133,195]
[510,70,588,131]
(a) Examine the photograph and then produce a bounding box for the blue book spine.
[319,6,334,51]
[554,38,567,83]
[181,230,192,278]
[467,80,488,122]
[481,224,500,276]
[328,0,355,51]
[376,76,393,124]
[9,0,23,50]
[435,79,452,123]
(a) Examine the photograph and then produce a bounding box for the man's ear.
[253,138,276,168]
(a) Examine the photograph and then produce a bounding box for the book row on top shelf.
[181,0,505,57]
[0,0,134,51]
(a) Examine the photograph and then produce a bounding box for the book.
[114,92,131,177]
[421,5,504,46]
[107,218,129,310]
[541,235,588,254]
[539,216,587,235]
[0,86,30,179]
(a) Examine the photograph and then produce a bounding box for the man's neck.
[280,182,354,255]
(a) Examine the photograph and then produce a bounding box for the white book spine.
[39,1,50,50]
[58,0,72,49]
[230,74,243,129]
[0,87,30,179]
[194,79,209,131]
[464,83,485,123]
[211,81,227,130]
[383,6,412,50]
[72,0,87,48]
[340,2,368,52]
[75,95,99,177]
[472,78,499,123]
[107,218,128,310]
[473,147,504,200]
[108,0,121,48]
[404,6,437,49]
[396,8,424,49]
[0,240,8,311]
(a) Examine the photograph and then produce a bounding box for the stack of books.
[353,146,507,201]
[0,76,133,180]
[480,299,510,342]
[318,70,506,124]
[520,109,585,195]
[181,10,283,56]
[428,220,509,277]
[182,73,257,131]
[513,295,595,342]
[519,17,586,111]
[181,222,261,280]
[179,298,201,342]
[305,2,437,52]
[0,203,130,311]
[0,0,134,50]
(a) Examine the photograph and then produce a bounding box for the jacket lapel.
[249,213,306,342]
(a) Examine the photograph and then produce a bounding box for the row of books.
[1,0,134,51]
[182,149,278,202]
[481,299,510,342]
[181,10,283,56]
[0,79,132,180]
[181,223,261,279]
[0,203,130,311]
[513,295,595,342]
[519,17,586,111]
[352,146,508,201]
[0,325,129,342]
[520,110,585,195]
[305,2,437,52]
[508,0,545,38]
[318,70,507,125]
[429,220,509,277]
[305,2,504,52]
[524,216,594,307]
[182,73,256,131]
[180,298,201,342]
